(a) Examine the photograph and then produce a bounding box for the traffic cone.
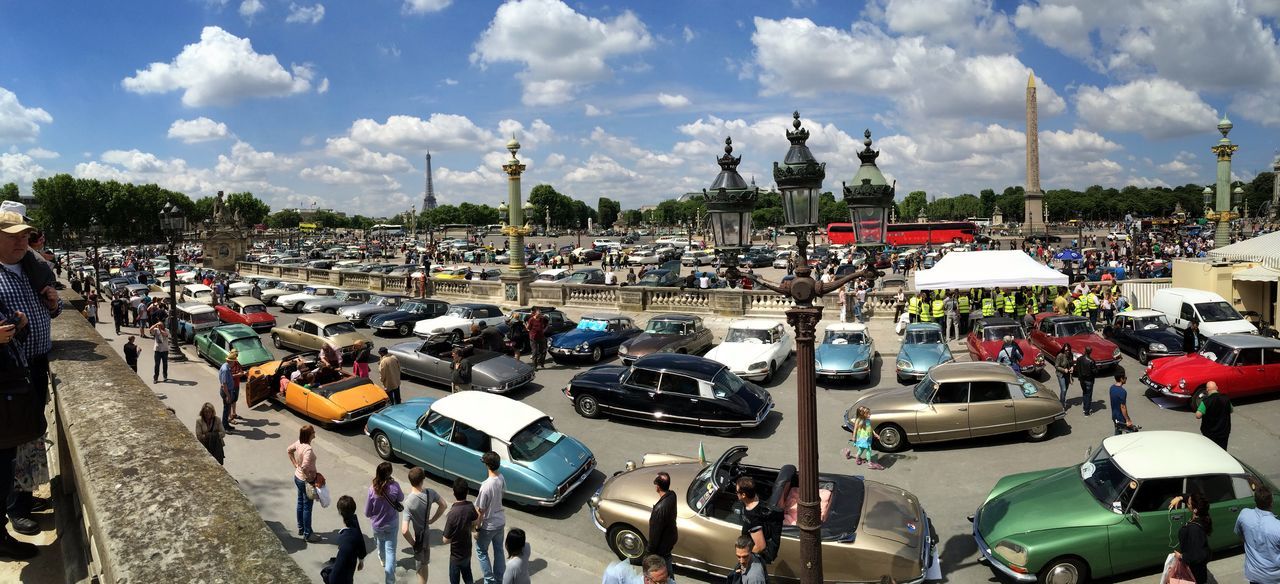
[698,441,706,465]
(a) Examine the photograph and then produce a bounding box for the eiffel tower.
[423,151,438,210]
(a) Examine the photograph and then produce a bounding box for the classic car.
[388,337,535,394]
[815,322,875,382]
[195,324,273,368]
[680,251,711,266]
[179,283,215,305]
[1029,313,1121,370]
[368,299,450,337]
[495,307,575,353]
[589,446,937,583]
[214,296,276,332]
[227,280,254,297]
[704,319,794,383]
[365,392,596,506]
[531,269,570,285]
[549,313,641,363]
[564,268,606,285]
[618,314,714,365]
[631,267,682,288]
[965,317,1044,374]
[1140,334,1280,409]
[895,322,953,383]
[413,302,507,341]
[270,313,372,361]
[175,302,221,342]
[771,250,794,269]
[259,281,307,306]
[565,353,773,435]
[278,284,341,313]
[1103,309,1185,364]
[302,289,374,314]
[844,362,1064,452]
[245,353,389,426]
[433,266,473,280]
[737,252,774,268]
[973,431,1274,584]
[626,249,661,265]
[336,293,410,326]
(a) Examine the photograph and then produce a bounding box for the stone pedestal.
[618,286,645,312]
[499,270,536,307]
[202,230,248,272]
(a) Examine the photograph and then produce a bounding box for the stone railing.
[50,290,309,583]
[565,284,620,308]
[341,271,371,289]
[646,288,712,313]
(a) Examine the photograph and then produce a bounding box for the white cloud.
[286,3,325,24]
[682,26,695,43]
[0,87,53,142]
[1076,78,1218,139]
[442,78,459,86]
[403,0,452,14]
[347,114,496,152]
[24,147,58,160]
[121,26,317,107]
[656,93,690,109]
[239,0,264,20]
[1013,3,1090,58]
[317,77,330,94]
[544,153,566,167]
[300,165,401,192]
[563,154,641,184]
[215,141,300,182]
[471,0,654,105]
[584,104,608,117]
[167,117,231,143]
[0,153,45,184]
[871,0,1014,51]
[324,137,413,174]
[497,118,554,149]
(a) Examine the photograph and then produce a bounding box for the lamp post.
[1210,115,1239,248]
[1203,186,1214,217]
[502,136,529,271]
[87,217,103,296]
[703,137,759,283]
[160,202,188,362]
[842,129,896,252]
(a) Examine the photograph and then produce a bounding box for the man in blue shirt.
[1236,483,1280,584]
[1109,373,1135,435]
[218,351,243,431]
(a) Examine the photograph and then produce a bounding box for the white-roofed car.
[704,319,794,383]
[277,284,341,313]
[259,281,307,306]
[531,268,570,285]
[973,430,1276,584]
[365,392,596,507]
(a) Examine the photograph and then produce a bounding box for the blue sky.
[2,0,1279,216]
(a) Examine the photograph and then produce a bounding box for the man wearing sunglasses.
[600,554,673,584]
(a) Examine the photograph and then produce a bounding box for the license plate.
[551,348,570,354]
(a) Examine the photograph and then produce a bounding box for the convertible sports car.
[815,322,875,382]
[214,296,276,332]
[278,284,340,313]
[1029,313,1121,370]
[844,362,1064,452]
[388,337,535,394]
[414,302,507,341]
[589,446,938,583]
[336,293,410,326]
[368,299,450,337]
[1103,309,1185,364]
[195,324,274,368]
[549,313,641,363]
[895,323,953,384]
[966,317,1044,374]
[1141,334,1280,409]
[564,353,773,435]
[245,353,390,426]
[704,319,794,383]
[618,314,714,366]
[302,289,374,314]
[973,431,1274,584]
[365,392,596,507]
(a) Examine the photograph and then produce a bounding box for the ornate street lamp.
[1203,186,1214,216]
[1233,186,1245,212]
[87,216,103,293]
[160,202,188,362]
[703,137,758,282]
[842,130,896,248]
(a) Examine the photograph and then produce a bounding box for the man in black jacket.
[1196,381,1232,449]
[1075,347,1098,416]
[647,472,678,573]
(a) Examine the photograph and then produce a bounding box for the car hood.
[899,343,951,366]
[340,303,397,317]
[1127,328,1183,349]
[234,344,275,368]
[521,435,594,484]
[815,343,871,368]
[979,339,1041,366]
[1060,334,1119,357]
[304,298,349,308]
[851,386,928,419]
[278,293,318,303]
[552,328,606,347]
[623,333,683,355]
[705,342,779,367]
[369,310,422,325]
[325,332,365,348]
[570,365,628,389]
[373,397,436,429]
[860,480,927,548]
[978,466,1119,542]
[416,315,471,332]
[326,381,389,411]
[1146,353,1218,386]
[470,353,535,382]
[239,312,275,324]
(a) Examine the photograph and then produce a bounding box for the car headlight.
[578,342,590,351]
[1113,349,1121,359]
[748,361,767,371]
[896,359,912,370]
[1179,378,1187,389]
[618,345,628,354]
[588,492,602,510]
[1149,342,1167,352]
[994,539,1028,567]
[854,359,870,369]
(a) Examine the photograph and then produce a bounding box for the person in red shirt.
[526,308,549,370]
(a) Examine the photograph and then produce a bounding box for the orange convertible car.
[246,354,389,426]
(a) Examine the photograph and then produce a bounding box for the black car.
[367,299,450,337]
[631,268,681,287]
[1103,309,1186,364]
[738,253,774,268]
[563,353,774,436]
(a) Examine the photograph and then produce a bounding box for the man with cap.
[218,350,244,431]
[378,347,402,405]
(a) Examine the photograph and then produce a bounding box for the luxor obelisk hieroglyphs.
[1024,72,1044,234]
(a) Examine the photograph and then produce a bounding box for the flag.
[698,441,706,465]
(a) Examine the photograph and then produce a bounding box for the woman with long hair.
[329,495,367,584]
[352,340,371,378]
[365,461,404,584]
[1172,492,1213,583]
[286,425,320,542]
[195,403,225,465]
[1054,342,1074,410]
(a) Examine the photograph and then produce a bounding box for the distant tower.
[423,151,438,211]
[1024,72,1045,233]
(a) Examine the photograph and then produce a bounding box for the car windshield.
[334,291,353,301]
[1132,315,1170,330]
[824,330,867,345]
[373,296,400,307]
[577,319,609,332]
[1080,446,1133,512]
[711,369,744,399]
[322,322,357,336]
[507,418,562,463]
[646,320,686,335]
[190,311,218,324]
[912,376,935,403]
[725,328,771,343]
[242,304,267,314]
[401,302,426,314]
[638,273,668,284]
[983,325,1025,341]
[905,329,943,344]
[444,306,472,318]
[1196,301,1243,323]
[1056,321,1095,336]
[687,464,716,513]
[1199,339,1235,365]
[231,338,261,353]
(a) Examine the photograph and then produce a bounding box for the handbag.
[316,484,331,508]
[380,487,404,512]
[1160,552,1196,584]
[319,557,335,584]
[306,482,318,501]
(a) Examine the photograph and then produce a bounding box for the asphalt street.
[86,271,1280,583]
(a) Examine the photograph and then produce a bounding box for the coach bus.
[827,221,978,246]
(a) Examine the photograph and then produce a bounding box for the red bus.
[827,221,978,246]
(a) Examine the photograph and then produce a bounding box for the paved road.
[87,296,1280,584]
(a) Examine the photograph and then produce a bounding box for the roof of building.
[1208,231,1280,269]
[431,392,546,442]
[1104,431,1243,480]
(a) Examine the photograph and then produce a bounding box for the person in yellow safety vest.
[931,295,945,326]
[1003,290,1017,315]
[919,293,934,322]
[994,290,1005,313]
[908,293,922,323]
[1072,295,1085,316]
[982,295,996,316]
[1085,287,1101,327]
[957,293,971,334]
[1108,283,1120,299]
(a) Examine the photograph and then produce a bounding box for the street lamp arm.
[818,268,883,296]
[746,272,792,295]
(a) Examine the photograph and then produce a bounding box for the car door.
[1233,348,1266,395]
[445,421,492,485]
[1106,477,1184,575]
[1185,474,1250,549]
[966,380,1016,437]
[298,321,322,351]
[1261,347,1280,397]
[483,307,506,328]
[967,323,985,361]
[209,334,229,363]
[1107,316,1133,354]
[655,372,705,426]
[401,410,453,474]
[421,342,453,383]
[693,319,713,353]
[614,367,662,419]
[915,381,970,442]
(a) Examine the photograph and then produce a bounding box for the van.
[1150,288,1257,337]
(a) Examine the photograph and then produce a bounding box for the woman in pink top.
[287,425,320,542]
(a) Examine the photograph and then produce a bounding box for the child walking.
[845,406,884,470]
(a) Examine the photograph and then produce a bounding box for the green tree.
[899,191,928,220]
[191,196,216,225]
[0,183,17,202]
[225,192,271,226]
[752,207,785,228]
[622,209,643,225]
[598,197,621,227]
[528,184,575,228]
[266,209,302,229]
[1246,172,1274,218]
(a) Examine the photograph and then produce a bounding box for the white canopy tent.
[913,250,1069,290]
[1208,230,1280,269]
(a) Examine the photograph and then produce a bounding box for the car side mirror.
[1127,510,1140,525]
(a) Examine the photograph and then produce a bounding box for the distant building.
[290,207,347,220]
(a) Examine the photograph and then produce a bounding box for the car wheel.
[591,346,603,362]
[397,324,410,337]
[875,423,908,452]
[1137,347,1149,365]
[325,308,336,314]
[272,334,283,349]
[1191,386,1208,411]
[712,426,741,437]
[1037,557,1089,584]
[1026,423,1051,442]
[606,524,647,561]
[371,432,397,462]
[575,394,601,418]
[763,361,777,383]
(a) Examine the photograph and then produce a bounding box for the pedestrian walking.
[218,350,245,430]
[844,405,884,469]
[943,292,959,341]
[365,461,405,584]
[111,293,127,335]
[731,535,768,584]
[1075,347,1097,415]
[330,495,368,584]
[1235,483,1280,583]
[996,335,1023,374]
[402,466,446,584]
[442,477,479,584]
[506,317,527,363]
[195,403,225,465]
[149,322,171,382]
[647,472,678,574]
[352,339,371,378]
[1110,373,1136,435]
[838,285,849,324]
[123,335,139,372]
[1195,381,1232,450]
[84,299,98,325]
[475,451,507,584]
[287,425,320,542]
[1054,343,1073,409]
[1169,493,1213,583]
[136,298,150,337]
[378,347,402,405]
[502,528,531,584]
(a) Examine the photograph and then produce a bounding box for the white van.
[1150,288,1256,337]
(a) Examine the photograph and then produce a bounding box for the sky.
[3,0,1280,217]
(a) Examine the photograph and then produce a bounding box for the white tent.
[1208,230,1280,269]
[913,250,1069,290]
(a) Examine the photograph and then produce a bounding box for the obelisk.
[1024,72,1045,235]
